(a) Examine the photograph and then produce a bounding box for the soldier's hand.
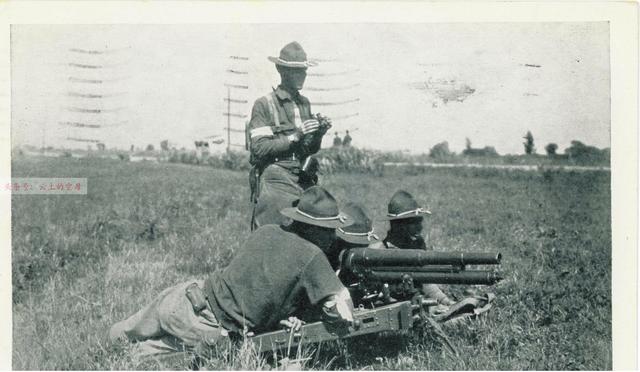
[321,288,355,325]
[301,119,320,135]
[287,129,303,143]
[279,316,304,332]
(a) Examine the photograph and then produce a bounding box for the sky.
[10,23,610,154]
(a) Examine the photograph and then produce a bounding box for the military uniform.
[374,190,454,306]
[248,86,324,229]
[109,187,354,359]
[205,225,345,334]
[109,225,347,359]
[342,132,352,147]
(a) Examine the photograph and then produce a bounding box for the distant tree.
[465,137,472,151]
[429,141,453,159]
[146,144,155,151]
[482,146,499,157]
[97,143,106,151]
[160,140,169,151]
[545,143,558,156]
[565,140,608,164]
[523,131,535,154]
[463,145,499,157]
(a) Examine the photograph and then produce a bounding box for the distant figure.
[333,132,342,147]
[342,130,352,147]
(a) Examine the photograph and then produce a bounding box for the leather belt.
[274,153,297,162]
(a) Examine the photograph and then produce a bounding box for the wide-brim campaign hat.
[336,202,380,245]
[378,190,432,221]
[268,41,318,68]
[281,186,353,228]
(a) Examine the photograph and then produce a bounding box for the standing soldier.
[342,130,352,147]
[247,41,331,230]
[333,132,342,147]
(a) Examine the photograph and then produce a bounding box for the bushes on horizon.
[565,141,609,165]
[316,146,380,174]
[545,143,558,156]
[463,146,499,157]
[429,141,454,160]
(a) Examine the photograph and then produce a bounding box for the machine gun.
[249,248,503,353]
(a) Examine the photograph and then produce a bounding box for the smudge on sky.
[411,79,476,107]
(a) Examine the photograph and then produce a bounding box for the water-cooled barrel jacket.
[247,85,323,170]
[204,225,345,333]
[369,238,450,303]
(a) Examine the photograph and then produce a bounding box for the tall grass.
[12,157,611,370]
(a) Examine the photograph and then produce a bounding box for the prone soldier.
[108,187,354,362]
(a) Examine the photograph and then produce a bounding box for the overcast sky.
[11,23,610,154]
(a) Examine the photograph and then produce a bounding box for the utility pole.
[226,87,231,152]
[64,46,129,150]
[222,55,249,152]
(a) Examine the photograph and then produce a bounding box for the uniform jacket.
[247,85,323,171]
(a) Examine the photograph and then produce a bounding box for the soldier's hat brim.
[280,186,353,229]
[269,41,318,69]
[281,207,352,228]
[336,202,379,244]
[268,56,318,68]
[377,190,431,221]
[377,208,431,221]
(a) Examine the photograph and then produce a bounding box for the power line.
[59,121,127,128]
[69,47,130,54]
[66,107,126,113]
[227,69,249,75]
[69,63,103,69]
[66,137,101,143]
[224,83,249,89]
[332,113,360,120]
[313,98,360,106]
[222,112,247,118]
[69,77,102,84]
[68,92,104,98]
[59,121,102,129]
[307,69,359,77]
[305,83,360,91]
[69,48,105,54]
[67,91,127,98]
[310,57,340,63]
[223,98,248,104]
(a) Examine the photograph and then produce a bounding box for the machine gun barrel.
[370,270,503,285]
[369,265,462,273]
[343,248,502,269]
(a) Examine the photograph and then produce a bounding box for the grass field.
[11,156,611,370]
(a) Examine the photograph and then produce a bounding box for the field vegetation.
[11,156,611,370]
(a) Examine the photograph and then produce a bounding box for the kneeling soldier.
[109,186,354,360]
